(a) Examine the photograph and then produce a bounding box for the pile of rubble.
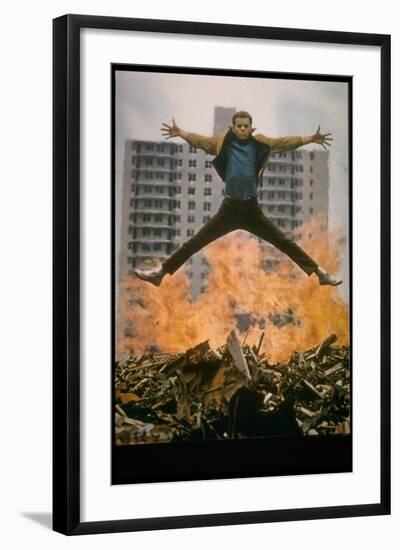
[115,331,350,445]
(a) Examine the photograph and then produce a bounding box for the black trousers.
[163,197,319,276]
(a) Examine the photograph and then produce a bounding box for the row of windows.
[129,242,167,252]
[275,151,316,161]
[188,160,213,168]
[131,171,179,181]
[135,142,184,154]
[261,191,303,200]
[129,202,309,226]
[133,157,214,169]
[187,215,211,224]
[132,157,176,169]
[126,223,321,260]
[132,142,176,154]
[128,210,314,240]
[129,213,181,224]
[131,198,213,210]
[128,212,317,233]
[131,172,213,184]
[188,201,212,211]
[261,177,304,188]
[268,163,304,174]
[187,173,213,182]
[135,143,196,154]
[134,198,165,208]
[139,227,165,237]
[261,190,311,200]
[134,157,168,167]
[130,230,179,241]
[292,219,303,228]
[129,196,311,220]
[130,198,183,209]
[131,184,182,196]
[144,171,178,180]
[276,151,304,161]
[130,226,224,239]
[272,218,305,229]
[132,142,317,162]
[131,168,313,186]
[265,204,302,214]
[188,187,212,195]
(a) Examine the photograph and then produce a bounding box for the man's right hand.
[161,118,184,139]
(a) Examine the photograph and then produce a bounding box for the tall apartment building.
[119,137,224,296]
[257,148,329,271]
[118,107,329,298]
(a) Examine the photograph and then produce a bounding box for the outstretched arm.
[255,126,333,153]
[161,118,219,155]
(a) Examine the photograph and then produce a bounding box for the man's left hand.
[313,126,333,150]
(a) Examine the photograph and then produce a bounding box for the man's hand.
[312,126,333,150]
[161,118,185,140]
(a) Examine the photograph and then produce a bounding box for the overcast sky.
[115,70,350,298]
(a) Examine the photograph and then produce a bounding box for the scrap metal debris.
[115,333,350,445]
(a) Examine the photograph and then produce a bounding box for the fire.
[116,215,349,363]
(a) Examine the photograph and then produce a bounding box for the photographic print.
[113,65,351,483]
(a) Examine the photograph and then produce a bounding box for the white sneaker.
[133,265,165,287]
[315,267,343,287]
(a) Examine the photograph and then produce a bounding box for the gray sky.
[115,70,350,298]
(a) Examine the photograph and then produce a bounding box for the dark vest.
[212,130,272,186]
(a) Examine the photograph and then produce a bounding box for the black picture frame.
[53,14,391,535]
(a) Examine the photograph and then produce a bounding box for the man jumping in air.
[134,111,342,287]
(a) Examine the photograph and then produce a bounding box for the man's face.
[232,117,253,140]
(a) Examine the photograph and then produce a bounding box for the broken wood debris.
[115,332,350,445]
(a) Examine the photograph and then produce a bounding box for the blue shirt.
[224,136,258,200]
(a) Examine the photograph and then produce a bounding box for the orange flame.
[116,215,349,363]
